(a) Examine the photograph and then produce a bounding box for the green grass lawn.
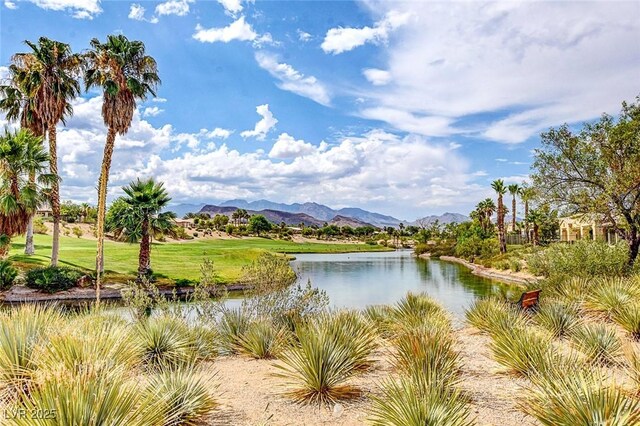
[9,234,386,284]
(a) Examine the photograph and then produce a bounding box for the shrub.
[455,236,499,261]
[0,260,18,290]
[465,297,527,335]
[135,316,197,370]
[33,217,48,234]
[509,258,522,272]
[586,277,639,315]
[368,377,473,426]
[146,365,217,425]
[72,226,83,238]
[25,266,84,293]
[216,307,251,355]
[363,304,395,337]
[391,292,450,330]
[317,310,378,371]
[527,240,629,278]
[534,301,579,338]
[570,323,622,365]
[237,319,289,359]
[493,259,510,270]
[523,367,640,426]
[625,344,640,392]
[192,232,199,237]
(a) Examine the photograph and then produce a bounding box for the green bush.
[527,240,629,278]
[455,236,499,261]
[0,260,18,290]
[25,266,84,293]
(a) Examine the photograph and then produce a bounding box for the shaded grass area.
[8,234,386,284]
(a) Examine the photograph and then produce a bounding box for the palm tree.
[519,186,535,243]
[84,35,160,301]
[0,58,47,256]
[11,37,82,264]
[526,209,544,246]
[491,179,507,254]
[106,179,174,280]
[508,184,519,233]
[0,129,53,256]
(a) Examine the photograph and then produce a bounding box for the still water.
[291,250,509,317]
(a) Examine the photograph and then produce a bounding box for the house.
[174,219,194,229]
[559,215,620,244]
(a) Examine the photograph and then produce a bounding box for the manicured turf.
[9,234,386,284]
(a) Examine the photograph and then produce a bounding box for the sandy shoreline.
[437,255,541,287]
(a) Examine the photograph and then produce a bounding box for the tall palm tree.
[84,35,160,301]
[491,179,507,254]
[0,129,53,256]
[519,186,535,243]
[11,37,82,264]
[106,179,174,279]
[508,183,519,233]
[0,60,47,255]
[526,209,543,246]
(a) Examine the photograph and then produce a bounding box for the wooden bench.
[516,289,541,310]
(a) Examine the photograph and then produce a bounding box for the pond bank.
[0,283,248,304]
[437,255,540,287]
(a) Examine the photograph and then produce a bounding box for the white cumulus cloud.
[155,0,192,17]
[255,52,331,106]
[268,133,320,159]
[217,0,243,14]
[240,104,278,140]
[321,10,411,54]
[363,68,391,86]
[20,0,102,18]
[142,106,163,117]
[193,16,257,43]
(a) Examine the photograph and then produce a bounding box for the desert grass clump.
[0,305,63,393]
[586,278,637,316]
[367,376,473,426]
[523,367,640,426]
[136,316,197,370]
[274,318,364,405]
[534,301,579,338]
[465,297,527,335]
[216,307,251,355]
[363,304,395,337]
[612,303,640,340]
[8,365,166,426]
[146,364,218,425]
[490,326,556,377]
[625,344,640,393]
[570,323,622,365]
[238,319,290,359]
[391,323,461,391]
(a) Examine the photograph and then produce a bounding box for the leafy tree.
[105,179,175,279]
[0,129,52,256]
[491,179,508,254]
[531,97,640,266]
[212,214,229,230]
[84,35,160,299]
[4,38,81,262]
[248,215,272,236]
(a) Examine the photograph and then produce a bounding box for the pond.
[291,250,511,317]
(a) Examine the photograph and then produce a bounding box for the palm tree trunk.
[24,171,36,255]
[498,197,507,254]
[95,127,117,304]
[511,197,516,234]
[48,127,61,266]
[138,214,151,278]
[524,201,530,243]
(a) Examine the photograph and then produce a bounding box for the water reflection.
[292,250,509,317]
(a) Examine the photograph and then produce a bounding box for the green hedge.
[0,260,18,290]
[25,266,85,293]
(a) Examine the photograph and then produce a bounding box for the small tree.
[248,215,272,236]
[531,97,640,267]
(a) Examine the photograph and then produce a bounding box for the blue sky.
[1,0,639,220]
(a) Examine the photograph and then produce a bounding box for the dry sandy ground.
[203,326,539,426]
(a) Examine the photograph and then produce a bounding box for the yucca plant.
[317,310,378,371]
[274,321,361,405]
[363,304,395,337]
[392,292,450,330]
[146,364,218,426]
[391,323,461,391]
[8,365,165,426]
[368,376,473,426]
[136,316,197,370]
[534,301,579,338]
[586,278,636,316]
[34,319,143,375]
[187,323,218,361]
[625,344,640,393]
[216,307,251,355]
[465,297,527,335]
[570,323,622,365]
[238,319,290,359]
[523,367,640,426]
[0,305,63,393]
[612,303,640,340]
[490,326,556,377]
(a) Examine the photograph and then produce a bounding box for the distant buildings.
[559,215,620,244]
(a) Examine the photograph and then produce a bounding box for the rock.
[77,275,93,288]
[333,403,344,418]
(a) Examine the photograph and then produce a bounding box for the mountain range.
[169,199,469,229]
